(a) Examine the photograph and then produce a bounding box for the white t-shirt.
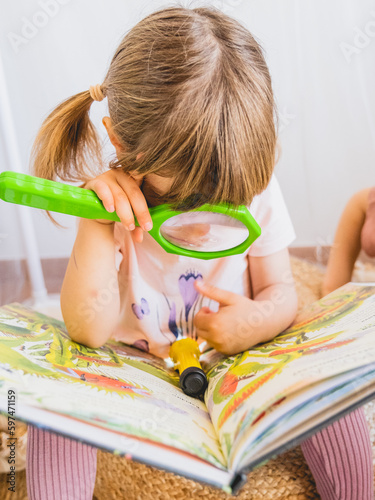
[111,175,295,358]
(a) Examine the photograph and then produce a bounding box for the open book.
[1,282,375,495]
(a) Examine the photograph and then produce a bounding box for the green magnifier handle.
[0,171,261,260]
[0,171,122,223]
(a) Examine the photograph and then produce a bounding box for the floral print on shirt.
[131,270,205,350]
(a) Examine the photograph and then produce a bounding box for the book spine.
[229,472,247,495]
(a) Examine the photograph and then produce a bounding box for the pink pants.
[26,406,373,500]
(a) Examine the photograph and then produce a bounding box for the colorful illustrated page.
[200,284,375,466]
[0,303,226,470]
[230,364,375,471]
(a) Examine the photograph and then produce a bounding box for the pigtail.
[30,90,103,226]
[31,90,102,182]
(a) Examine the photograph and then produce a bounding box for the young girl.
[323,188,375,296]
[27,7,373,500]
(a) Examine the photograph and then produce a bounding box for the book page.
[241,369,375,470]
[0,303,226,470]
[234,365,375,471]
[200,283,375,467]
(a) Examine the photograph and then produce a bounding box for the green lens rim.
[146,203,261,260]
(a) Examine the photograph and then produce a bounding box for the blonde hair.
[32,6,277,217]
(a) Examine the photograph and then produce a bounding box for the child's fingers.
[90,180,115,212]
[111,186,136,230]
[194,325,212,344]
[115,175,153,232]
[83,169,152,233]
[128,171,144,187]
[194,280,237,306]
[193,307,216,335]
[133,227,144,243]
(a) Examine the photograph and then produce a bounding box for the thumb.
[194,279,237,306]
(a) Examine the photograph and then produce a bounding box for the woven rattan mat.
[0,256,374,499]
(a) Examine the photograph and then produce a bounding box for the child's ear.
[102,116,125,153]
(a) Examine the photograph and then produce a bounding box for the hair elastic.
[89,84,105,102]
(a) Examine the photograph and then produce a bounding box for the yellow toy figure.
[169,338,208,397]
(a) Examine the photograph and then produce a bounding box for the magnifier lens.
[160,211,249,252]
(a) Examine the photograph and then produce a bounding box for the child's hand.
[193,280,261,356]
[83,169,152,243]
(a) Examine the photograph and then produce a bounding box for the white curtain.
[0,0,374,304]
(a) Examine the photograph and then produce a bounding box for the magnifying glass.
[0,171,261,259]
